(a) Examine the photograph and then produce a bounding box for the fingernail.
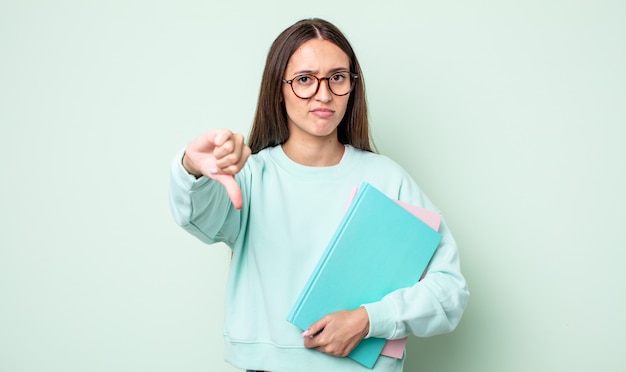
[301,330,310,337]
[209,167,218,174]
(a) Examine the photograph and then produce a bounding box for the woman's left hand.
[302,307,370,357]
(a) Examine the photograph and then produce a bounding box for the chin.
[311,125,339,138]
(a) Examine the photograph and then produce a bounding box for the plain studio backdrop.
[1,1,624,371]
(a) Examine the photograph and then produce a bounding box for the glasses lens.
[328,72,354,96]
[292,75,319,99]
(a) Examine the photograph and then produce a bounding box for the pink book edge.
[347,186,442,359]
[347,187,441,231]
[381,338,407,359]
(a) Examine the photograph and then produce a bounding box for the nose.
[314,78,332,102]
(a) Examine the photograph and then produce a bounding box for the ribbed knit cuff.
[362,301,396,339]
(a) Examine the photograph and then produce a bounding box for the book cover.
[287,182,442,368]
[381,197,442,359]
[347,186,443,359]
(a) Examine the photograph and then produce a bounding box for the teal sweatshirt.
[169,145,469,372]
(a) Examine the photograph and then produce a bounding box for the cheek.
[283,95,303,119]
[337,96,350,115]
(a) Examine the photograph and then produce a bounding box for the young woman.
[169,18,469,372]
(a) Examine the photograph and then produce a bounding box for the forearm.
[169,148,239,245]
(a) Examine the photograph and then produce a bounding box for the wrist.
[358,306,371,338]
[182,152,202,178]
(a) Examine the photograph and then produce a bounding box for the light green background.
[1,1,624,371]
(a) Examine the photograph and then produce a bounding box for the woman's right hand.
[182,129,251,210]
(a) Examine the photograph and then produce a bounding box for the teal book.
[287,182,443,368]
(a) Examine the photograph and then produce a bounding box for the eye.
[330,72,348,83]
[295,75,315,85]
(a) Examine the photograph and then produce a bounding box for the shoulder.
[243,146,275,168]
[236,146,282,183]
[347,146,438,209]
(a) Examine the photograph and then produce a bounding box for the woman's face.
[282,38,351,143]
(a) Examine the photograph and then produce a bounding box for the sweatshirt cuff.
[362,301,397,339]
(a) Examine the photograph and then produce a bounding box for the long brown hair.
[247,18,374,154]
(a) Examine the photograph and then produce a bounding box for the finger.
[302,316,330,339]
[218,143,251,174]
[212,128,232,147]
[215,134,249,173]
[193,129,232,161]
[302,329,325,349]
[213,137,235,160]
[303,335,320,349]
[214,133,246,167]
[193,129,223,152]
[214,140,238,168]
[230,133,246,160]
[212,173,244,210]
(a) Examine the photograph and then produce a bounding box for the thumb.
[212,173,244,210]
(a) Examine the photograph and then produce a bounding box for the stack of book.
[287,182,443,368]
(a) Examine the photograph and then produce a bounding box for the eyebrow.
[291,67,350,76]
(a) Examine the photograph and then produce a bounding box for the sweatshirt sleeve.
[168,148,241,246]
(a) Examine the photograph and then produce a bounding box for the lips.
[310,108,335,118]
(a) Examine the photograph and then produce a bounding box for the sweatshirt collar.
[267,144,358,180]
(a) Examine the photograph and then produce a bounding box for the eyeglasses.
[282,71,359,99]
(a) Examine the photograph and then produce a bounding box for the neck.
[282,137,345,166]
